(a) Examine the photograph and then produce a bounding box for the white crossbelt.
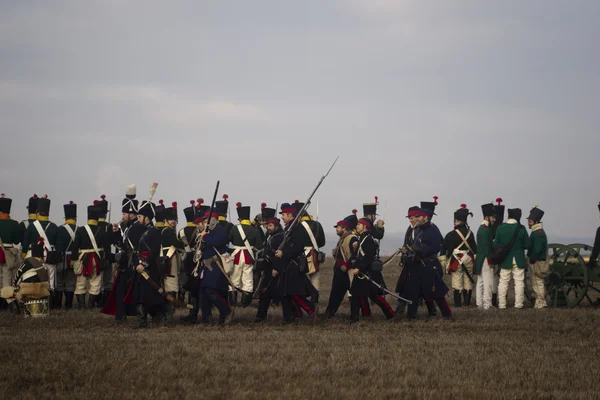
[33,220,53,252]
[301,221,319,256]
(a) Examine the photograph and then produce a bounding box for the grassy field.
[1,262,599,399]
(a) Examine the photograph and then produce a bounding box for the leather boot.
[492,293,499,308]
[229,291,238,306]
[465,290,472,306]
[54,291,64,310]
[97,291,106,308]
[76,294,86,309]
[425,300,437,316]
[8,300,20,314]
[164,292,176,327]
[135,304,148,329]
[453,290,462,307]
[241,292,253,308]
[312,292,319,315]
[0,298,7,311]
[48,290,55,310]
[180,308,198,324]
[87,295,97,309]
[462,290,468,307]
[64,292,74,310]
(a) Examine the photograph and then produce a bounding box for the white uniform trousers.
[530,261,547,308]
[45,263,56,291]
[164,254,180,293]
[231,249,254,293]
[75,269,102,296]
[451,254,474,291]
[0,263,13,289]
[498,263,525,309]
[476,259,494,310]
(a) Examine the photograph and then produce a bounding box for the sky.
[1,0,599,246]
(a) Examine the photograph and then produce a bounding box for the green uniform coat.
[493,220,531,269]
[475,221,493,274]
[527,224,547,262]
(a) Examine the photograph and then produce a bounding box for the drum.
[23,298,49,318]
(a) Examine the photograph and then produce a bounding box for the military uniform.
[54,201,78,309]
[395,206,420,316]
[294,201,325,304]
[494,208,531,309]
[96,195,114,308]
[179,200,203,323]
[418,198,444,316]
[443,205,477,307]
[325,214,358,317]
[527,207,548,309]
[491,198,505,306]
[22,196,60,306]
[0,194,20,310]
[590,202,600,270]
[18,195,38,246]
[475,203,496,310]
[215,194,235,236]
[72,204,111,308]
[161,203,184,324]
[229,202,263,307]
[254,206,282,322]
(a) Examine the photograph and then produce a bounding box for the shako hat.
[183,200,198,223]
[363,196,379,216]
[155,200,166,223]
[494,198,505,224]
[215,194,229,217]
[87,202,100,221]
[97,195,108,219]
[31,237,45,259]
[27,194,39,215]
[527,206,544,223]
[420,196,438,216]
[37,195,51,216]
[481,202,496,218]
[165,202,178,221]
[508,208,522,221]
[454,204,473,223]
[63,201,77,219]
[138,201,156,219]
[236,202,251,220]
[0,194,12,214]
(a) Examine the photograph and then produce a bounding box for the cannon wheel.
[545,244,588,307]
[568,243,600,305]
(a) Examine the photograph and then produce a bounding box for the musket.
[357,272,412,304]
[459,258,475,284]
[193,181,220,265]
[278,156,339,251]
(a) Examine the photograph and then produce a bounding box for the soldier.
[491,198,505,307]
[363,197,385,240]
[402,206,452,320]
[215,194,235,236]
[294,200,325,307]
[590,202,600,306]
[418,196,443,317]
[54,201,78,310]
[325,212,358,318]
[527,206,548,309]
[154,200,166,229]
[22,195,61,308]
[161,202,184,325]
[475,202,496,310]
[0,194,20,311]
[197,209,234,325]
[273,202,316,323]
[72,203,111,309]
[395,206,420,317]
[101,185,141,323]
[443,205,477,307]
[494,208,531,309]
[96,195,113,308]
[254,205,283,322]
[18,194,38,245]
[179,200,203,323]
[229,202,263,307]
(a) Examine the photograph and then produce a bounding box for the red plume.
[433,196,439,205]
[197,198,204,205]
[261,202,267,209]
[352,209,358,215]
[461,204,467,209]
[236,202,242,208]
[375,196,379,205]
[294,200,299,203]
[190,200,195,205]
[223,194,228,200]
[101,194,106,200]
[172,202,177,209]
[69,200,74,204]
[37,237,45,245]
[33,194,38,198]
[159,199,164,205]
[496,198,503,205]
[94,200,99,206]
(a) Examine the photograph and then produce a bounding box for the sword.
[139,270,184,306]
[357,272,412,304]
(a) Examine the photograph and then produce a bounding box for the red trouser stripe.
[376,294,396,317]
[291,297,301,317]
[293,296,313,315]
[215,291,231,311]
[360,298,370,317]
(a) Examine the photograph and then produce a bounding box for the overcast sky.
[1,1,599,242]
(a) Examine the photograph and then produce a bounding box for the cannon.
[523,243,600,307]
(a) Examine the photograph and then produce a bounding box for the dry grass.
[1,262,599,400]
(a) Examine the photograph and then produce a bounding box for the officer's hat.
[0,194,12,214]
[63,201,77,220]
[97,195,108,219]
[138,201,155,219]
[236,202,251,220]
[165,202,178,221]
[454,204,473,223]
[420,196,439,216]
[215,194,229,216]
[88,203,100,221]
[363,196,379,216]
[155,200,166,223]
[27,194,39,215]
[508,208,522,221]
[406,206,420,218]
[122,197,138,214]
[37,195,51,217]
[481,202,495,218]
[494,198,505,224]
[31,237,45,259]
[280,203,296,214]
[527,206,544,223]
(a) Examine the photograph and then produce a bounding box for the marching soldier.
[363,197,385,240]
[491,197,505,307]
[18,194,38,245]
[215,194,235,236]
[96,195,113,308]
[402,206,452,320]
[54,201,78,310]
[22,195,61,308]
[102,185,141,323]
[161,202,184,325]
[418,197,443,317]
[0,194,20,311]
[294,200,325,307]
[395,206,421,317]
[273,202,316,323]
[72,203,111,309]
[527,206,548,309]
[325,212,358,318]
[154,200,166,229]
[127,200,164,328]
[494,208,531,309]
[475,202,496,310]
[443,204,477,307]
[229,202,263,307]
[254,205,282,322]
[197,209,234,325]
[179,200,204,323]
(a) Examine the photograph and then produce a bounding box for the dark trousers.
[350,296,372,321]
[115,273,131,320]
[325,268,350,316]
[407,294,452,319]
[256,280,278,321]
[368,292,396,319]
[200,287,231,323]
[281,295,314,322]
